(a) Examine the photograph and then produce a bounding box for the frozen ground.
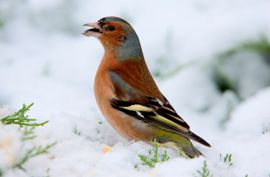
[0,0,270,176]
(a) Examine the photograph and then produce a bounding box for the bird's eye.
[105,25,115,31]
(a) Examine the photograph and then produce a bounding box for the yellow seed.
[102,145,112,154]
[149,172,157,176]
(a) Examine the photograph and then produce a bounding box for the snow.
[1,0,270,176]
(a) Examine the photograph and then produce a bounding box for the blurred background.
[0,0,270,176]
[0,0,269,127]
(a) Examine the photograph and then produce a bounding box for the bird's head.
[83,16,144,61]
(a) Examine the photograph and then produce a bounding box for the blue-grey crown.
[100,17,144,61]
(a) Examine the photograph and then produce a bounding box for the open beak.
[82,22,102,37]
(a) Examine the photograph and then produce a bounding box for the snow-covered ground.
[1,0,270,176]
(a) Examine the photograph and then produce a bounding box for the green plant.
[212,68,236,94]
[0,103,54,175]
[178,149,190,159]
[1,103,48,127]
[213,35,270,97]
[138,144,170,168]
[73,126,81,136]
[221,153,233,167]
[195,160,211,177]
[14,143,56,170]
[0,19,4,29]
[218,35,270,59]
[161,150,170,162]
[22,126,36,141]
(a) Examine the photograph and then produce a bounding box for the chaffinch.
[83,16,211,158]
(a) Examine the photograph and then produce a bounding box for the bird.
[83,16,211,158]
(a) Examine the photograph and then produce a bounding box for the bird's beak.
[82,22,102,37]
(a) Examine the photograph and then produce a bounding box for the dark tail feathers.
[188,131,211,147]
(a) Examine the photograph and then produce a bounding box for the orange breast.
[94,60,153,141]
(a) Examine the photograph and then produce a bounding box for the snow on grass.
[1,0,270,176]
